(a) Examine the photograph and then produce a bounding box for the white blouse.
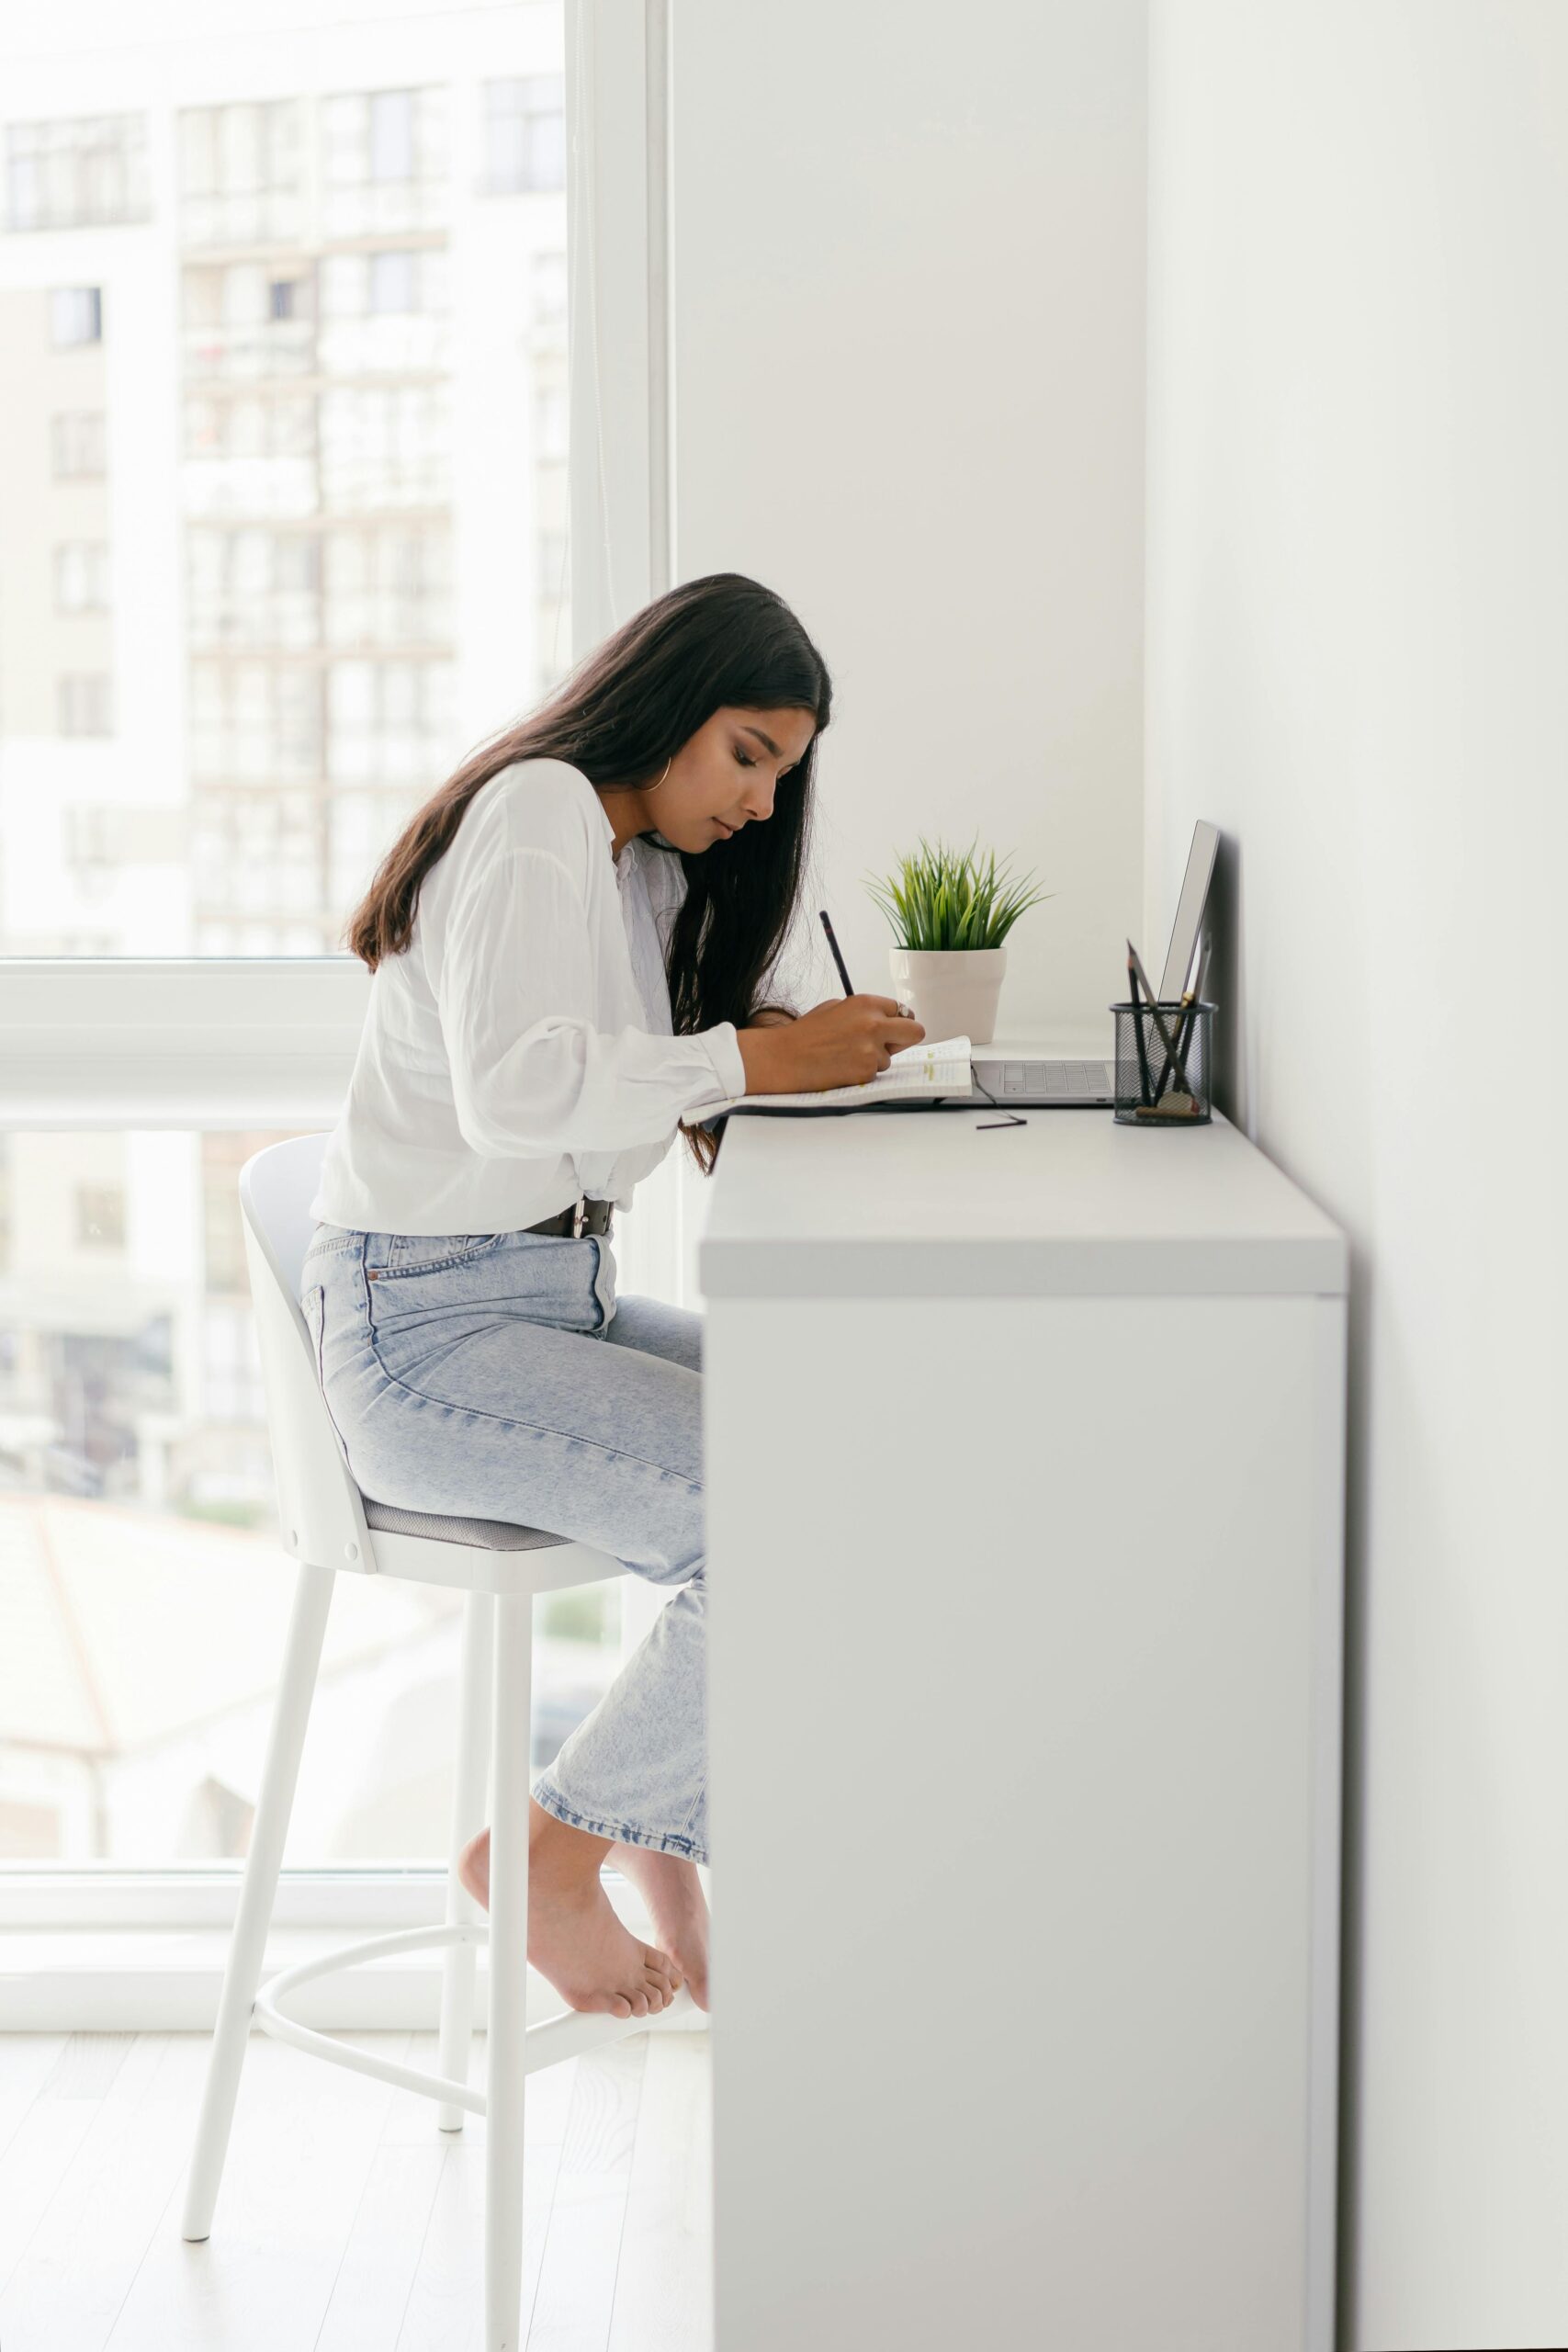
[309,757,752,1235]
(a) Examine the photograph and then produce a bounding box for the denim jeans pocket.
[383,1231,505,1275]
[366,1230,606,1340]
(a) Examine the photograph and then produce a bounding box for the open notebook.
[705,1035,973,1116]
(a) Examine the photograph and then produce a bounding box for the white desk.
[699,1097,1348,2352]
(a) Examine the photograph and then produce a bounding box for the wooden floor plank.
[104,2030,410,2352]
[0,2033,139,2296]
[606,2035,714,2352]
[0,2035,209,2352]
[527,2037,649,2352]
[0,2025,710,2352]
[394,2046,581,2352]
[0,2034,69,2166]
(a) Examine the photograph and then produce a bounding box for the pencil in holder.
[1110,999,1214,1125]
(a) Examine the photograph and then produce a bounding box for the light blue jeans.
[299,1220,709,1863]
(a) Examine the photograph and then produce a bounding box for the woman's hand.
[737,995,925,1094]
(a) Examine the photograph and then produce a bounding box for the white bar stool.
[180,1134,691,2350]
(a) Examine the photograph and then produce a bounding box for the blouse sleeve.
[435,844,747,1158]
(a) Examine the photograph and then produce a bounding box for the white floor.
[0,2026,712,2351]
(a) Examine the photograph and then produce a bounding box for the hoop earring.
[647,755,671,792]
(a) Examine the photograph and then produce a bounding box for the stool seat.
[362,1496,570,1553]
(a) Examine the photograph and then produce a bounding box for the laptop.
[953,820,1220,1109]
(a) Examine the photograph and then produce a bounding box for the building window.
[182,261,315,381]
[322,87,447,235]
[51,411,107,478]
[368,89,415,183]
[6,115,150,232]
[531,248,567,329]
[188,661,321,781]
[322,523,451,648]
[50,288,103,347]
[55,542,112,614]
[534,379,569,463]
[483,76,566,195]
[75,1184,126,1249]
[367,249,417,314]
[58,674,113,736]
[319,383,450,509]
[326,656,454,786]
[536,528,568,602]
[177,100,303,246]
[186,526,321,651]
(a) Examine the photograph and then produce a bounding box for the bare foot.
[609,1844,710,2012]
[457,1810,682,2021]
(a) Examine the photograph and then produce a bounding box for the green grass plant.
[863,833,1052,952]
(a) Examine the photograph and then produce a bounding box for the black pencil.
[819,909,855,996]
[1154,987,1196,1103]
[1126,948,1155,1105]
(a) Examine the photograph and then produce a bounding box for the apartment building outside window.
[51,412,107,479]
[484,74,566,193]
[57,673,113,735]
[50,287,102,345]
[6,115,150,232]
[54,542,111,614]
[322,86,448,234]
[177,100,303,246]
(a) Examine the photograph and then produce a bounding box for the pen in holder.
[1110,999,1214,1125]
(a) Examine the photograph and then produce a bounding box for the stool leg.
[484,1589,531,2351]
[437,1589,494,2132]
[182,1559,336,2241]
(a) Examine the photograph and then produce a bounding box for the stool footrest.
[253,1922,693,2113]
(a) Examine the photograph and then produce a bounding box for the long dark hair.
[344,571,833,1169]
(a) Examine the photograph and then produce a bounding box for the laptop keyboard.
[976,1059,1112,1100]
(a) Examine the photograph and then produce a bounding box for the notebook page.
[711,1035,972,1114]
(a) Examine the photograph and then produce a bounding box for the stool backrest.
[239,1134,373,1576]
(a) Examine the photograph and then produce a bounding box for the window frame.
[0,0,673,1935]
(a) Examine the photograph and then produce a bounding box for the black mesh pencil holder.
[1110,1000,1214,1125]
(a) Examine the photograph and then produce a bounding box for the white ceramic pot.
[888,945,1008,1046]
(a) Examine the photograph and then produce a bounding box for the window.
[177,101,303,246]
[55,542,112,614]
[0,1129,626,1866]
[6,115,150,232]
[318,245,447,373]
[51,412,107,479]
[182,259,315,379]
[322,87,448,234]
[183,389,316,520]
[322,522,451,648]
[50,288,102,346]
[369,89,416,183]
[320,383,450,508]
[532,248,568,328]
[327,656,454,786]
[186,526,321,650]
[57,673,113,736]
[74,1182,126,1248]
[484,75,566,195]
[188,661,321,782]
[0,4,682,1924]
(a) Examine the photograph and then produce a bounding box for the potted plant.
[863,833,1052,1046]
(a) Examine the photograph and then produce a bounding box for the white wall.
[670,0,1147,1043]
[1146,6,1568,2344]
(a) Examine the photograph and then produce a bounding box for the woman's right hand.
[737,996,926,1095]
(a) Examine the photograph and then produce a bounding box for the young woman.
[300,572,922,2020]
